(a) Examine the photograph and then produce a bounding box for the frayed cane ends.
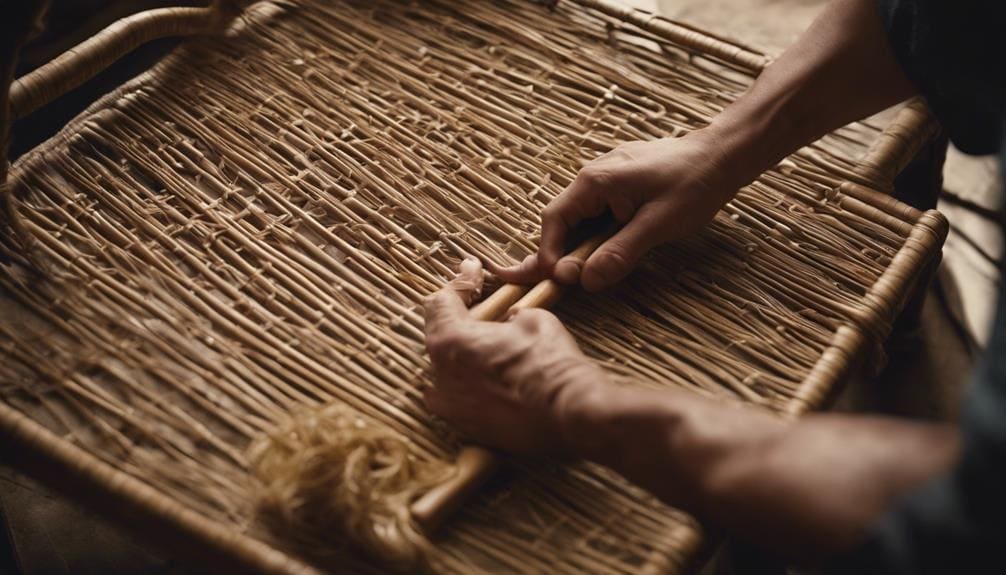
[247,404,454,571]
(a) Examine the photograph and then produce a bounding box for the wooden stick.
[410,232,609,533]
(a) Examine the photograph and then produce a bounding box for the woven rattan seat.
[0,1,946,573]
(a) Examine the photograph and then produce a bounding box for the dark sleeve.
[830,219,1006,573]
[877,0,1004,155]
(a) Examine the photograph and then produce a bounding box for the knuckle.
[608,194,636,222]
[424,290,451,313]
[608,145,636,163]
[425,332,445,354]
[511,309,532,326]
[447,282,477,305]
[538,312,565,332]
[422,292,441,312]
[540,204,560,226]
[513,308,556,330]
[577,165,615,190]
[426,329,461,354]
[598,247,632,272]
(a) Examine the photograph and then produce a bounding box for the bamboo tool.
[410,232,610,533]
[245,232,610,567]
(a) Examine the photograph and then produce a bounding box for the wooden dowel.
[410,231,609,533]
[408,445,499,534]
[469,284,530,321]
[506,232,609,312]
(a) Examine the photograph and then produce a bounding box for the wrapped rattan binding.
[2,1,227,267]
[0,1,947,573]
[10,3,228,120]
[0,1,48,264]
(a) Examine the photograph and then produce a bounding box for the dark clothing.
[879,0,1005,155]
[835,1,1006,572]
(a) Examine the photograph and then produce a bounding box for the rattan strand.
[1,0,945,572]
[10,3,225,120]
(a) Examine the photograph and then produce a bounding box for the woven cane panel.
[3,0,922,572]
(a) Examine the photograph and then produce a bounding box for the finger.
[580,207,663,292]
[450,256,485,303]
[538,172,608,276]
[553,253,586,285]
[424,387,450,417]
[424,257,484,338]
[489,253,540,284]
[505,307,560,332]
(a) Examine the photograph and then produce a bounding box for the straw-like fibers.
[0,0,943,572]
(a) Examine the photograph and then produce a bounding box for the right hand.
[496,132,737,291]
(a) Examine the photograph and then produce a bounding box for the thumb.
[424,257,484,337]
[580,210,662,292]
[448,257,485,303]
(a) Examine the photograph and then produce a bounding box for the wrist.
[691,76,812,193]
[558,383,715,510]
[556,378,788,515]
[557,379,685,468]
[552,367,615,460]
[688,116,785,195]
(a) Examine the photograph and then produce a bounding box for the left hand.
[423,258,607,455]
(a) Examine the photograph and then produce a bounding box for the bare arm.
[425,265,959,560]
[549,1,940,553]
[498,0,916,290]
[563,385,959,559]
[699,0,915,185]
[425,0,952,562]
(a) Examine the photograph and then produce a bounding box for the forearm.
[562,384,960,559]
[693,0,916,191]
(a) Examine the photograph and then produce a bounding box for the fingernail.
[502,254,537,279]
[554,258,582,284]
[460,257,481,272]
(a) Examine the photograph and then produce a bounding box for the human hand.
[423,258,607,455]
[496,133,736,291]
